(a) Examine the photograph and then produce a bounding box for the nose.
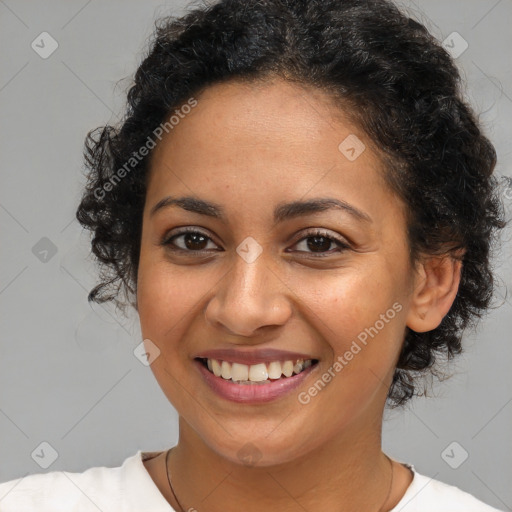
[204,249,292,338]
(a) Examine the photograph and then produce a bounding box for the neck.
[167,412,394,512]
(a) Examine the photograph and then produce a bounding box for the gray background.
[1,0,511,509]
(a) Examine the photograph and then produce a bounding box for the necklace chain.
[166,448,186,512]
[165,448,394,512]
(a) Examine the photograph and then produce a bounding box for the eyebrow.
[149,195,372,224]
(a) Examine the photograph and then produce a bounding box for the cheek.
[290,269,407,430]
[297,264,405,351]
[136,256,217,409]
[137,260,212,342]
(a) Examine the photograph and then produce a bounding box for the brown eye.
[290,229,350,256]
[305,235,333,252]
[181,232,209,250]
[162,229,219,253]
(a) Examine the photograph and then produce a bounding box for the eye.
[161,228,220,253]
[161,227,350,257]
[288,229,350,256]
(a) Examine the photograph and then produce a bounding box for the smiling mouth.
[195,357,319,384]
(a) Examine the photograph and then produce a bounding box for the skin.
[136,77,462,511]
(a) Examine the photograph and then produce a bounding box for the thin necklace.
[165,448,394,512]
[165,448,186,512]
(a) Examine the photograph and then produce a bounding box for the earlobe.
[406,254,463,333]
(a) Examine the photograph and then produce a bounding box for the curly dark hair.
[76,0,506,406]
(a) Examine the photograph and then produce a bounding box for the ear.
[406,252,464,333]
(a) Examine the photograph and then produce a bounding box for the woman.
[0,0,507,510]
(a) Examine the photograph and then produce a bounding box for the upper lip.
[194,348,318,365]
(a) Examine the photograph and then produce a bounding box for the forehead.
[146,78,402,227]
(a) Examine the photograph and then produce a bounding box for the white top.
[0,450,503,511]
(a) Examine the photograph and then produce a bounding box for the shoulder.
[391,465,504,512]
[0,450,163,512]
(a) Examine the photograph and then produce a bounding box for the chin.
[198,427,318,469]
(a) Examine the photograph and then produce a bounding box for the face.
[136,78,416,467]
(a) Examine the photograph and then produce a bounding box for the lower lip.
[194,359,317,404]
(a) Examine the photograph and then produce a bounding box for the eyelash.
[161,227,350,257]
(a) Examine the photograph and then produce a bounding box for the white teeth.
[248,363,268,382]
[267,361,282,380]
[282,360,294,377]
[212,359,222,377]
[221,361,231,380]
[231,362,249,382]
[293,359,304,375]
[203,358,315,382]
